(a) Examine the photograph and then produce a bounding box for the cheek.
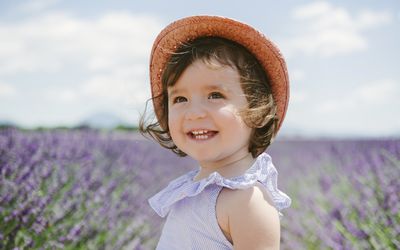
[219,107,251,133]
[168,109,177,125]
[168,110,180,136]
[218,106,244,122]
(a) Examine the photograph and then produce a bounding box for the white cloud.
[288,69,308,104]
[81,64,149,104]
[284,78,400,136]
[293,1,331,19]
[43,87,80,102]
[357,79,397,102]
[356,10,393,29]
[282,1,393,57]
[16,0,60,13]
[315,79,399,114]
[0,10,164,127]
[42,63,150,108]
[0,82,17,97]
[310,79,400,134]
[0,11,162,74]
[290,69,306,82]
[290,90,308,104]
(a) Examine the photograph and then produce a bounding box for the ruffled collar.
[148,153,291,218]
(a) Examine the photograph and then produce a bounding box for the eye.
[172,96,187,104]
[208,92,224,99]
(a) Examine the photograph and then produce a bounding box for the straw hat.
[149,15,289,131]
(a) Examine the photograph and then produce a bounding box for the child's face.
[167,59,253,165]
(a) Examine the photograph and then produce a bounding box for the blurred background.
[0,0,399,138]
[1,1,400,249]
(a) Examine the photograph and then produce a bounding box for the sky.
[0,0,399,138]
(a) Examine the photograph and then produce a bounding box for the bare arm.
[229,182,281,250]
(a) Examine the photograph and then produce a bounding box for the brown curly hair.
[140,37,278,158]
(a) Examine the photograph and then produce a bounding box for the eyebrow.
[205,84,231,92]
[168,83,231,98]
[167,88,182,99]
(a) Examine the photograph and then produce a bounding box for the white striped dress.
[148,152,291,249]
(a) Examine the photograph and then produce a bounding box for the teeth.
[189,130,213,140]
[195,134,209,140]
[191,130,208,135]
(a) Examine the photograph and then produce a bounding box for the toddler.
[141,15,291,249]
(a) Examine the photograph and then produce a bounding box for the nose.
[185,103,207,120]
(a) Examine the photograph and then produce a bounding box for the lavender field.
[0,128,399,249]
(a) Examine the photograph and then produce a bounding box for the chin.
[193,153,228,165]
[185,151,217,163]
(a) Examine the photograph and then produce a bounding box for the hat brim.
[150,15,289,132]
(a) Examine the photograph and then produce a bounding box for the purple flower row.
[267,138,400,249]
[1,128,399,249]
[0,128,193,249]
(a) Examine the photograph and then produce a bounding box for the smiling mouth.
[187,129,218,140]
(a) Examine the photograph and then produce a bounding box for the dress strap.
[148,153,291,217]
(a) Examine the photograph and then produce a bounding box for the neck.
[194,152,255,181]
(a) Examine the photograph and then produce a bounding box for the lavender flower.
[1,128,399,249]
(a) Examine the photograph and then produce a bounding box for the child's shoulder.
[216,182,280,246]
[218,182,276,213]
